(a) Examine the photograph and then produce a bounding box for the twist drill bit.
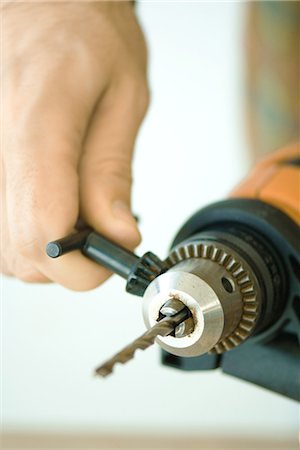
[95,307,190,377]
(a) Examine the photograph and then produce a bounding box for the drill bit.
[95,307,190,377]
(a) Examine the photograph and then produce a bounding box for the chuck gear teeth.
[126,252,169,297]
[165,242,259,354]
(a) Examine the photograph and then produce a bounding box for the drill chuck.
[143,224,285,357]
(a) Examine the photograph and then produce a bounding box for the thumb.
[81,157,141,250]
[79,83,148,249]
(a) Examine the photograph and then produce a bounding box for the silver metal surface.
[174,317,195,338]
[95,308,189,377]
[159,298,194,338]
[143,238,261,357]
[143,269,225,357]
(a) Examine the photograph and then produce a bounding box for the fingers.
[4,133,113,290]
[1,167,49,283]
[3,66,112,291]
[2,1,149,290]
[79,78,149,251]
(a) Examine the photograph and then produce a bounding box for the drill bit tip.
[95,366,112,378]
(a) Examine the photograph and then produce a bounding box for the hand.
[1,2,149,290]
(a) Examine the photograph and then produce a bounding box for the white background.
[2,1,298,439]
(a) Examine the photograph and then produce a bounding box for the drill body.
[157,145,300,400]
[48,144,300,400]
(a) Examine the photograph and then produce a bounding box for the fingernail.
[112,201,136,225]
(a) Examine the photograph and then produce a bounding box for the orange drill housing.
[231,143,300,226]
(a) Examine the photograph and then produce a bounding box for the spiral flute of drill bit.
[95,308,190,377]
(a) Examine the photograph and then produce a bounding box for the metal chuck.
[143,235,262,357]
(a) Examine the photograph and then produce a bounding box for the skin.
[1,1,149,290]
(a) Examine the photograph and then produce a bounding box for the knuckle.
[14,233,40,261]
[122,75,150,118]
[7,252,45,283]
[135,80,150,116]
[91,157,132,184]
[17,269,44,283]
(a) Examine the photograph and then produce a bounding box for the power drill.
[47,143,300,402]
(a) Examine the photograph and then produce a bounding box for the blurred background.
[2,2,299,449]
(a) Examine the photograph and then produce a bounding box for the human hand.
[2,2,149,290]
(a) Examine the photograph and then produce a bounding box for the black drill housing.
[161,198,300,401]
